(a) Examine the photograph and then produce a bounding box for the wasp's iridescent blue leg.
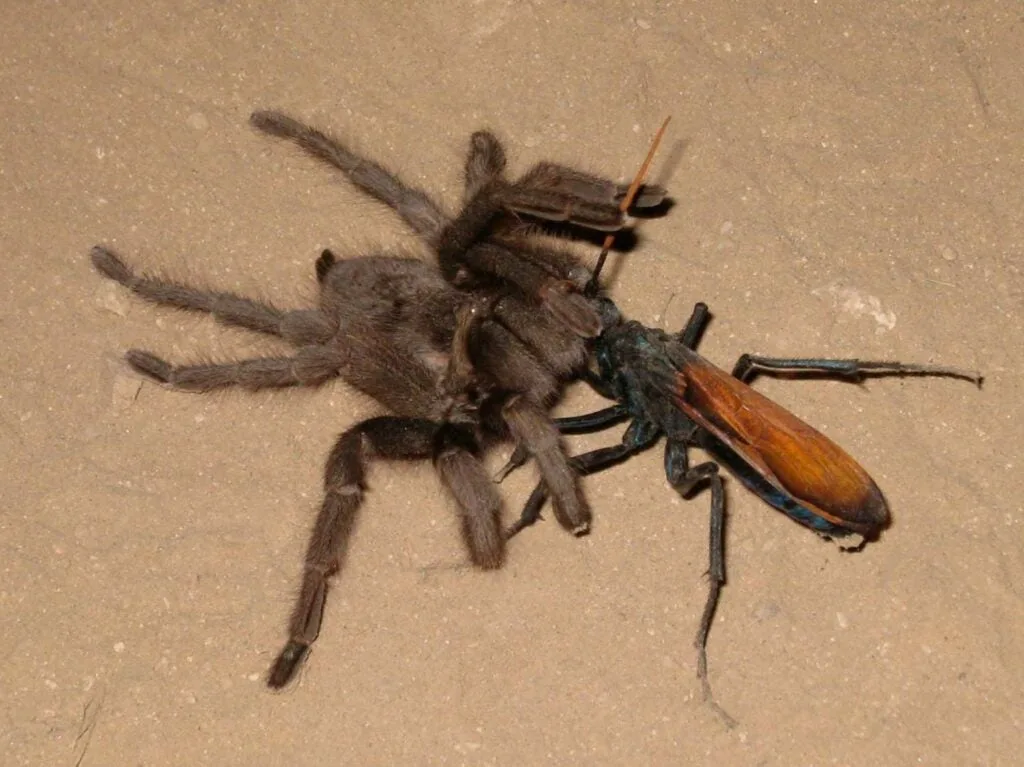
[664,437,735,727]
[731,355,981,386]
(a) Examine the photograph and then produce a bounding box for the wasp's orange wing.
[668,346,888,535]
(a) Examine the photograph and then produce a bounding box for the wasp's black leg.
[675,302,711,349]
[504,482,550,539]
[555,404,631,434]
[731,355,981,386]
[493,404,630,482]
[504,418,661,538]
[664,439,736,727]
[580,368,618,399]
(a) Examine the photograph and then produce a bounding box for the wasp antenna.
[586,115,671,296]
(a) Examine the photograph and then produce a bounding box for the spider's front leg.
[462,133,668,221]
[503,416,660,538]
[249,111,447,242]
[514,161,668,217]
[438,132,629,338]
[448,299,592,536]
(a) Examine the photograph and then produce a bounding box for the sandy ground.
[3,2,1022,765]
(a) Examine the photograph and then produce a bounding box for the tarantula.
[93,113,665,688]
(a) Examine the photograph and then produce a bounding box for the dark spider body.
[93,113,665,690]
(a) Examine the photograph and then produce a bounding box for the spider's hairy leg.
[492,295,587,379]
[462,132,627,230]
[124,346,344,392]
[463,130,506,201]
[502,396,591,535]
[269,416,440,689]
[459,312,588,530]
[438,238,602,338]
[438,133,627,337]
[517,162,667,211]
[249,111,447,243]
[433,425,505,569]
[498,186,625,231]
[91,246,334,345]
[431,302,507,567]
[472,320,560,405]
[459,132,615,290]
[442,297,587,537]
[503,416,659,538]
[439,295,493,399]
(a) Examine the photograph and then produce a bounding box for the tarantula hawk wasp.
[92,111,666,689]
[491,122,982,723]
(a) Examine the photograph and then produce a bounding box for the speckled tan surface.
[3,2,1022,764]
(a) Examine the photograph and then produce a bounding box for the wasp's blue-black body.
[594,305,888,538]
[523,297,947,542]
[506,294,978,720]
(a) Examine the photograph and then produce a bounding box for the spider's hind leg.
[270,415,505,689]
[125,345,344,392]
[270,416,438,688]
[91,246,334,345]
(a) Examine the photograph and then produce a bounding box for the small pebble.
[96,283,131,316]
[187,112,209,131]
